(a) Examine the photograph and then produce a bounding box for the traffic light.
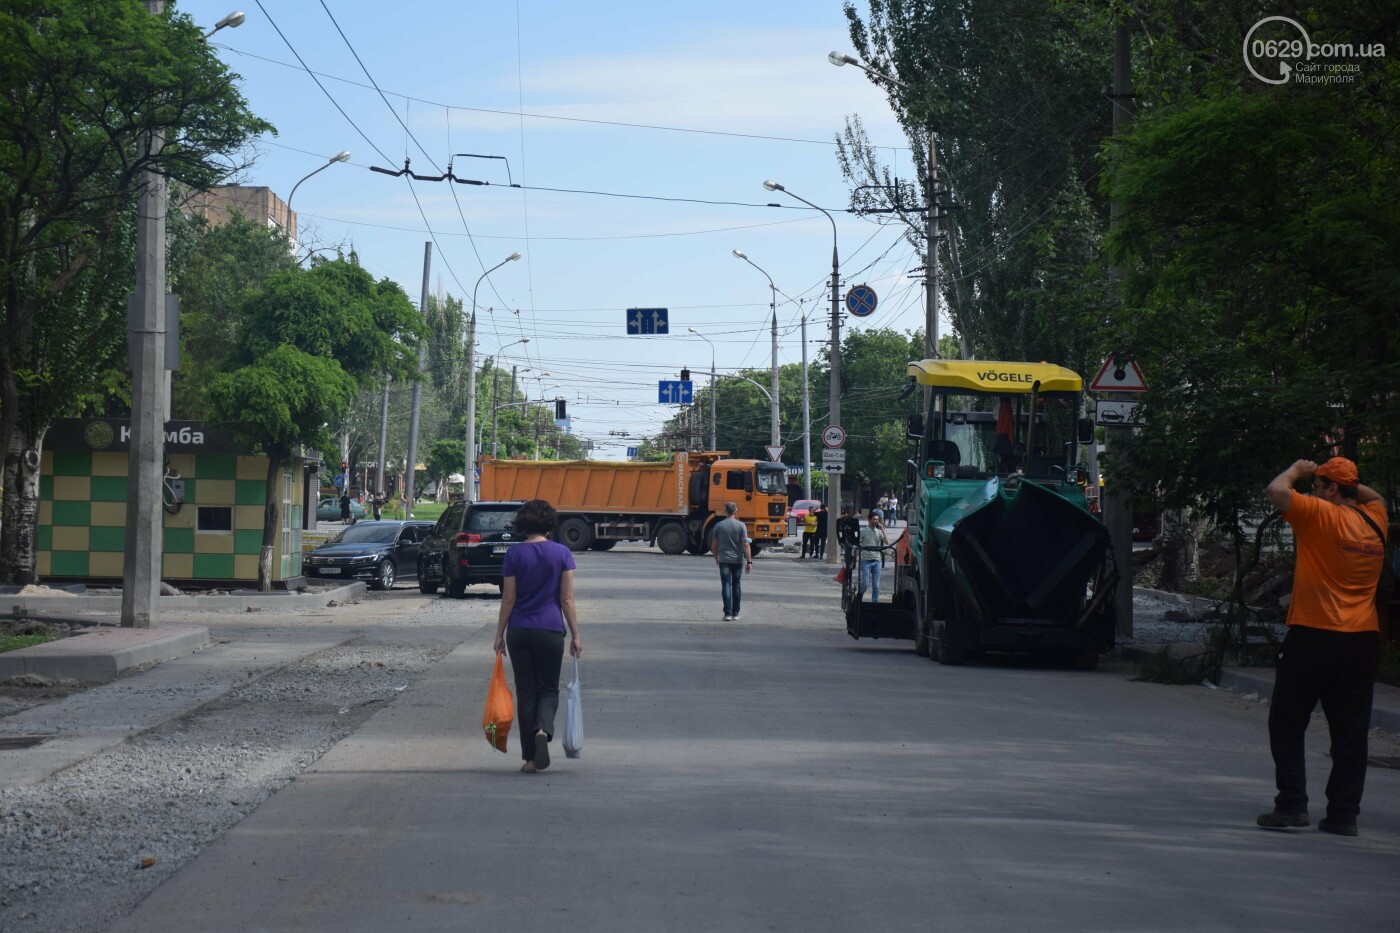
[680,368,690,382]
[340,460,347,472]
[555,398,567,420]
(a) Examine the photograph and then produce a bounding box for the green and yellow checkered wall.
[38,450,305,583]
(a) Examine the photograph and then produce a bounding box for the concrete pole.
[463,312,477,500]
[801,311,812,499]
[769,287,780,449]
[709,355,717,451]
[403,242,431,513]
[376,380,389,496]
[490,366,501,457]
[827,241,842,563]
[1103,22,1135,637]
[923,122,940,418]
[121,0,168,628]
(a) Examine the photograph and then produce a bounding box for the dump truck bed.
[479,458,688,515]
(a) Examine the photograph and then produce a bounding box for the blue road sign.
[627,447,639,459]
[846,284,878,317]
[626,307,669,335]
[333,473,346,488]
[658,380,693,404]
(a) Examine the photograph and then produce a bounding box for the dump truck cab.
[688,453,789,554]
[890,359,1117,667]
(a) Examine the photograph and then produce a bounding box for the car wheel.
[447,572,467,599]
[418,562,439,595]
[374,559,395,590]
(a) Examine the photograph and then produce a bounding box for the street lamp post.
[465,253,522,499]
[763,180,840,562]
[489,338,530,459]
[830,50,940,371]
[731,250,781,450]
[286,149,351,248]
[686,328,717,451]
[122,4,245,628]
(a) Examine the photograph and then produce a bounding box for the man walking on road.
[1258,456,1388,836]
[813,504,829,559]
[711,501,751,621]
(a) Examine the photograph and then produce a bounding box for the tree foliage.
[0,0,270,583]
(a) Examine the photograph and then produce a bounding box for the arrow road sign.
[658,380,693,404]
[627,308,669,335]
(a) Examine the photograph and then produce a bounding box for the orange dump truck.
[478,452,789,554]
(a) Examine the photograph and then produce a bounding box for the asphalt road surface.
[113,545,1398,932]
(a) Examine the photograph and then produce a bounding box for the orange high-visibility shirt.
[1283,492,1387,633]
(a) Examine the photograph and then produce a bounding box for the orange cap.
[1314,456,1359,487]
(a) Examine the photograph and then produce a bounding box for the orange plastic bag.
[834,567,847,585]
[482,653,514,753]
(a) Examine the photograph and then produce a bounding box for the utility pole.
[121,0,168,628]
[489,367,500,457]
[769,286,780,448]
[925,121,940,367]
[403,242,431,513]
[1103,22,1135,637]
[827,241,841,563]
[800,311,812,499]
[463,311,477,499]
[376,380,389,499]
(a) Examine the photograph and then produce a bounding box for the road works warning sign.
[1090,356,1147,392]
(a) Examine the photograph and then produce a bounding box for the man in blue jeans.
[710,501,752,621]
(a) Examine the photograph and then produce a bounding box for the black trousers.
[506,626,565,763]
[1268,625,1380,821]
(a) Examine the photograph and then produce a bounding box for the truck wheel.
[589,540,617,551]
[934,623,965,666]
[557,518,594,551]
[656,522,689,555]
[750,544,764,556]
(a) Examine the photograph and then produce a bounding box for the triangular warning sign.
[1090,356,1147,392]
[765,445,785,462]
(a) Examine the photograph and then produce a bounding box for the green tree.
[0,0,270,583]
[206,258,423,589]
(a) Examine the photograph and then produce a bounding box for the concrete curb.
[2,581,365,616]
[0,625,209,683]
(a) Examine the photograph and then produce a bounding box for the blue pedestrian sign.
[845,284,878,318]
[627,446,639,459]
[627,307,669,335]
[658,380,693,404]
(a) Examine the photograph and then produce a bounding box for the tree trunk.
[260,453,285,592]
[1156,506,1199,592]
[0,422,44,586]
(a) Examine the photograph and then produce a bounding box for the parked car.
[304,520,434,590]
[789,499,822,523]
[417,501,524,597]
[316,496,366,522]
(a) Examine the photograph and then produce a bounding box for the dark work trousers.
[506,626,565,763]
[801,532,815,558]
[1268,625,1381,821]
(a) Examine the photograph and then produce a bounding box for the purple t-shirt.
[502,540,576,632]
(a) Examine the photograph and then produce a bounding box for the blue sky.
[181,1,930,458]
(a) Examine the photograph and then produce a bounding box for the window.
[726,470,750,491]
[465,508,518,533]
[197,506,233,532]
[437,503,465,537]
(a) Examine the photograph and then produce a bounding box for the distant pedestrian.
[801,508,818,558]
[836,507,860,557]
[857,511,891,603]
[813,504,829,559]
[339,491,352,524]
[493,499,582,774]
[710,501,752,621]
[876,494,890,521]
[1257,456,1388,836]
[370,494,383,521]
[887,494,899,525]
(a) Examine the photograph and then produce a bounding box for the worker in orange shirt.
[1257,456,1388,837]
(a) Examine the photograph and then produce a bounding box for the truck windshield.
[754,467,786,495]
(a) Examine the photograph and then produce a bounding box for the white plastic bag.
[563,656,584,759]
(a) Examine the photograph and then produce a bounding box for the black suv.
[304,520,434,590]
[417,501,524,597]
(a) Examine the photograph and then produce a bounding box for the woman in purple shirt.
[492,500,582,773]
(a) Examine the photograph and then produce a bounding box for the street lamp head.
[687,327,699,336]
[762,180,784,192]
[732,249,748,260]
[331,150,351,163]
[829,51,859,67]
[506,251,522,262]
[216,10,247,30]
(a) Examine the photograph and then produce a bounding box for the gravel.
[0,596,470,933]
[1122,590,1287,648]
